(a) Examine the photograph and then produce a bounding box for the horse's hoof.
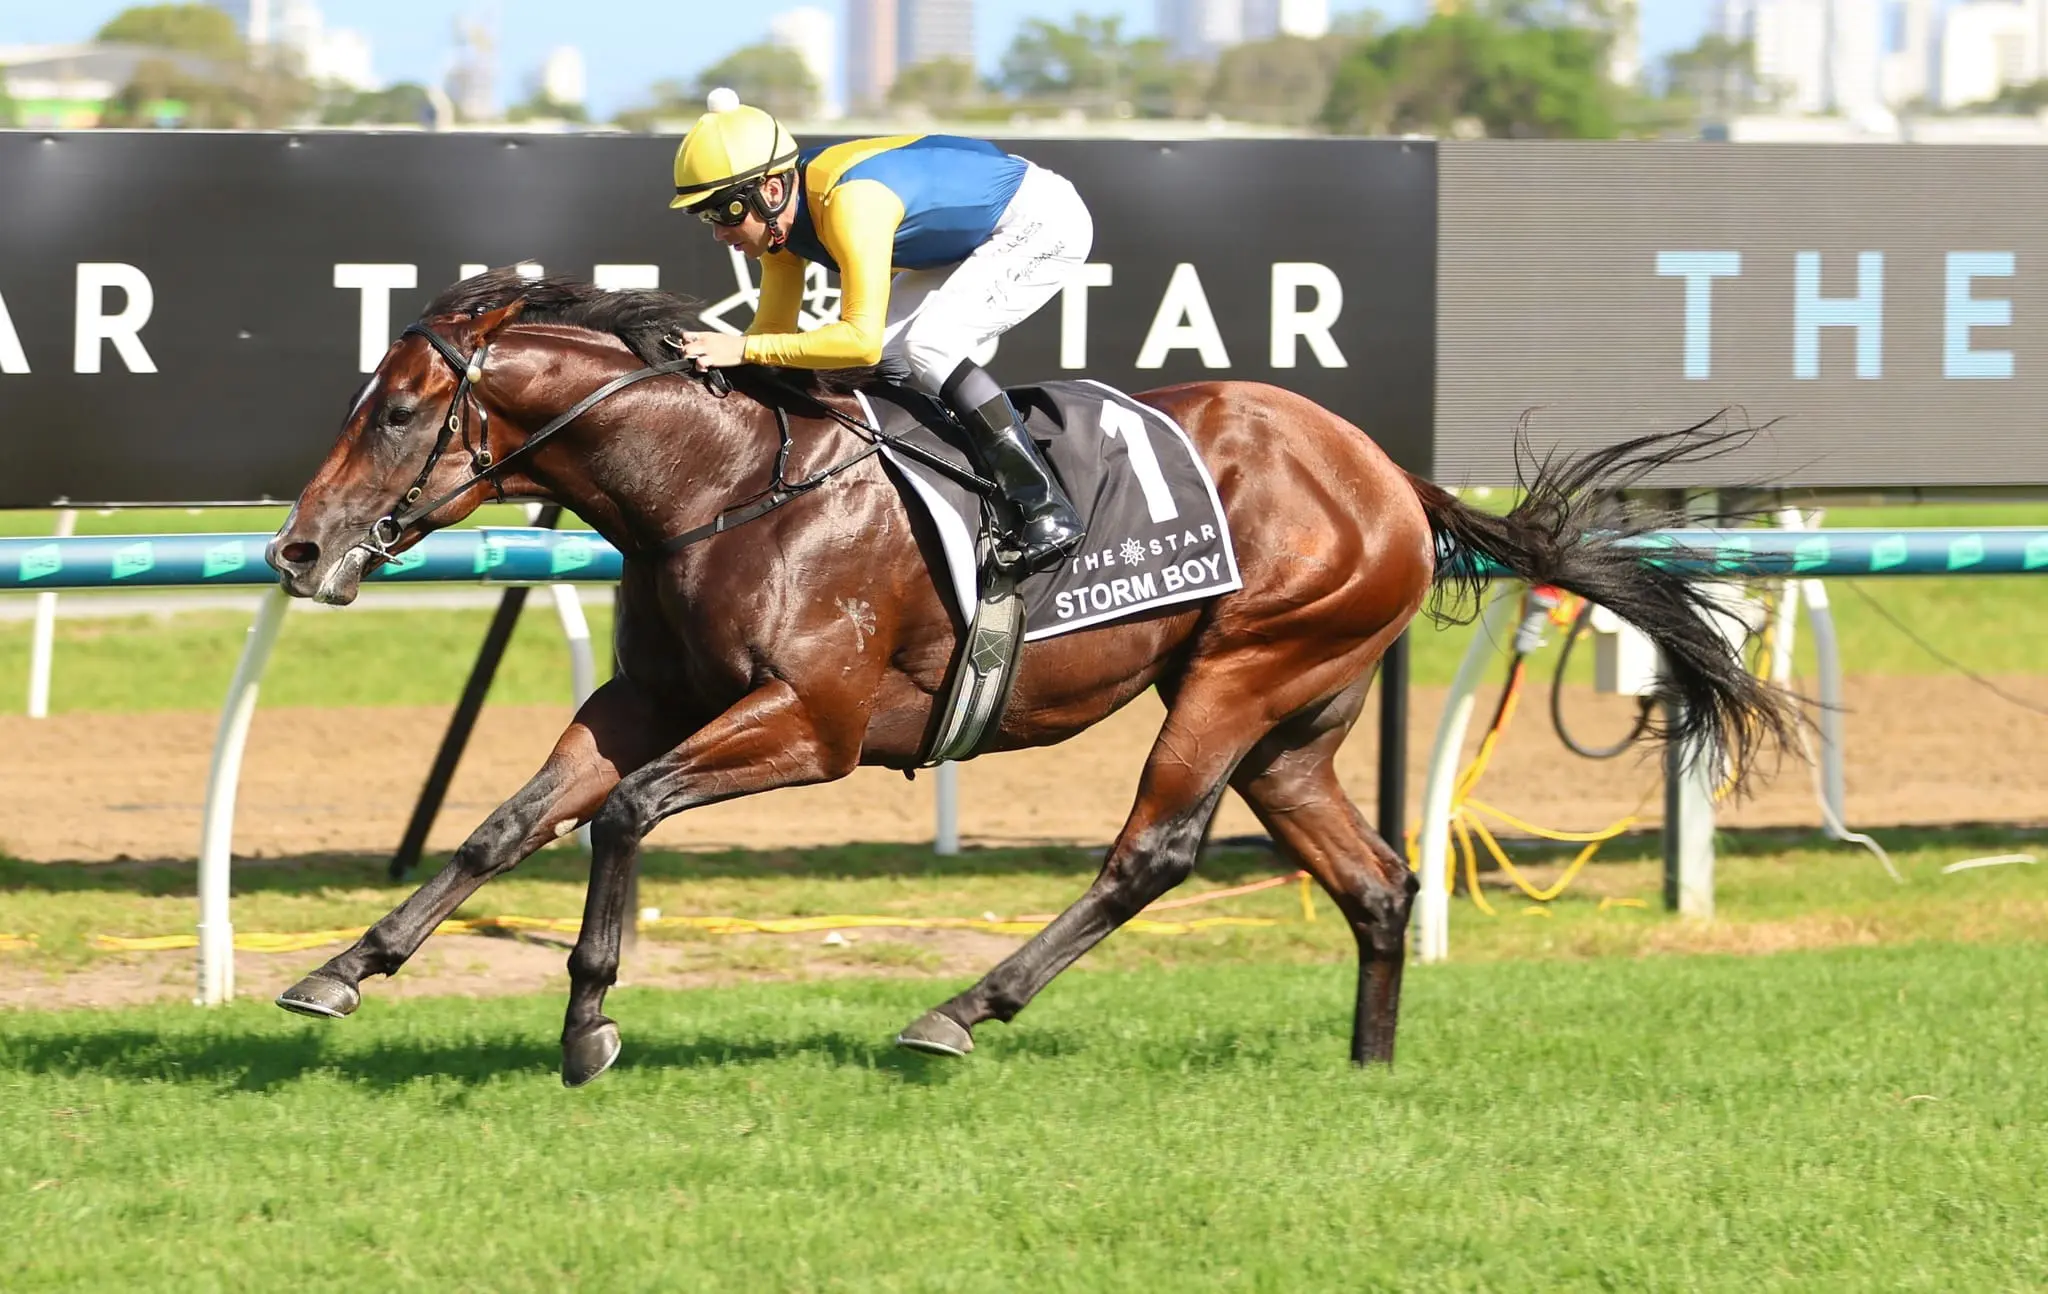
[275,974,359,1019]
[562,1021,622,1088]
[894,1010,974,1057]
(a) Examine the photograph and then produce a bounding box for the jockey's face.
[708,175,790,259]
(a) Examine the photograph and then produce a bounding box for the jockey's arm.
[739,179,903,370]
[746,251,807,337]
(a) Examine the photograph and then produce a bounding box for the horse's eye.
[386,405,415,427]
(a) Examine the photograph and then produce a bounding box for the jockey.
[668,88,1088,577]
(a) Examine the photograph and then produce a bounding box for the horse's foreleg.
[894,689,1250,1058]
[276,676,682,1019]
[559,679,859,1087]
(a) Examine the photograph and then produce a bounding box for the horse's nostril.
[280,541,320,567]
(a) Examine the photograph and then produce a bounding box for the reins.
[362,321,998,564]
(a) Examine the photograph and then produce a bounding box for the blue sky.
[0,1,1709,119]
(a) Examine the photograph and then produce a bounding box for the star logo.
[1120,538,1147,568]
[696,249,843,335]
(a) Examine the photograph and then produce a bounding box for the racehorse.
[267,268,1796,1087]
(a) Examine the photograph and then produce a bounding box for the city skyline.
[0,0,1714,120]
[1722,0,2048,119]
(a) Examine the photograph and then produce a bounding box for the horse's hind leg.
[895,669,1262,1058]
[1228,677,1416,1066]
[275,676,682,1019]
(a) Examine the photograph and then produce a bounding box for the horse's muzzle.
[265,532,365,604]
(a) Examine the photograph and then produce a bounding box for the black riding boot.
[941,359,1084,576]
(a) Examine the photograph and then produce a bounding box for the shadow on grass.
[0,1021,979,1093]
[13,824,2047,903]
[0,838,1301,898]
[0,1006,1321,1093]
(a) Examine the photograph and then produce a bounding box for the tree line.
[3,4,581,130]
[631,2,1661,140]
[25,2,2048,140]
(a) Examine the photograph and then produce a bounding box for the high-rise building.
[1881,0,1935,105]
[771,6,840,118]
[1721,0,2048,116]
[846,0,898,110]
[211,0,376,88]
[1244,0,1330,40]
[541,46,586,109]
[1722,0,1829,112]
[304,25,375,89]
[1158,0,1245,60]
[898,0,974,71]
[1167,0,1338,57]
[212,0,271,45]
[1824,0,1886,123]
[1602,0,1642,86]
[445,9,499,122]
[1278,0,1331,38]
[1937,0,2045,108]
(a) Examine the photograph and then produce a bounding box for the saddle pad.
[858,378,1243,642]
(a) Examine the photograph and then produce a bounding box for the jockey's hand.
[675,330,747,368]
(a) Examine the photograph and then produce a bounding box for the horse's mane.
[420,266,881,397]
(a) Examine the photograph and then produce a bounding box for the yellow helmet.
[669,87,800,211]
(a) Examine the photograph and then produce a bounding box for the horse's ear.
[470,299,527,342]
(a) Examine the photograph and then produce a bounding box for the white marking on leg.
[553,819,577,838]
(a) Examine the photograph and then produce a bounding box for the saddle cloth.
[855,378,1242,641]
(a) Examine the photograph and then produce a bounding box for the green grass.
[5,827,2043,976]
[6,568,2043,715]
[4,941,2046,1290]
[0,602,620,713]
[5,820,2044,1288]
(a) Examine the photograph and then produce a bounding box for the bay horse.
[267,269,1795,1087]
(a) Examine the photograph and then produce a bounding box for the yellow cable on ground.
[1453,816,1496,916]
[1403,590,1674,913]
[0,934,38,951]
[1418,577,1783,912]
[79,877,1301,953]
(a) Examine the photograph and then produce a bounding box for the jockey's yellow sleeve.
[747,252,805,338]
[742,181,904,368]
[738,134,1031,371]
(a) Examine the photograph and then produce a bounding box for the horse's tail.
[1404,413,1801,795]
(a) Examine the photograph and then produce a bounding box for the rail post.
[196,583,291,1006]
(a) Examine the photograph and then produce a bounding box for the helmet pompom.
[705,87,741,114]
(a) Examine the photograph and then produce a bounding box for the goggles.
[694,183,758,227]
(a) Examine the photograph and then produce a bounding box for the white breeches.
[880,162,1095,394]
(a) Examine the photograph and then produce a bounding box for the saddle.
[849,377,1241,768]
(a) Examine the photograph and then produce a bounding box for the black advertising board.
[0,130,1437,507]
[9,129,2043,508]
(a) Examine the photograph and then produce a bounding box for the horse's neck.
[503,338,781,554]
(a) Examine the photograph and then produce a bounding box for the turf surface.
[5,827,2045,974]
[4,939,2045,1291]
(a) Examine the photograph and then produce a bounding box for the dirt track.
[3,675,2043,865]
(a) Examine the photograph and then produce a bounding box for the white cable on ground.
[1940,854,2039,875]
[1794,717,1902,885]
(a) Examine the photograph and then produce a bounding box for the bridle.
[358,319,707,560]
[354,317,999,564]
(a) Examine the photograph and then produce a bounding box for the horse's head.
[268,300,528,604]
